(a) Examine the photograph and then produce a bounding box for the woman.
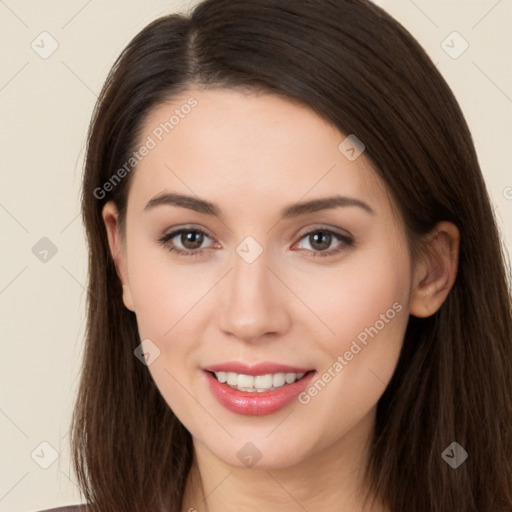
[42,0,512,510]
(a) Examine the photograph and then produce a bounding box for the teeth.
[238,374,254,388]
[254,374,273,389]
[227,372,238,386]
[273,373,285,387]
[213,371,307,392]
[285,373,296,384]
[216,371,227,383]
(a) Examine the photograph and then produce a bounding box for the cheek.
[325,268,407,355]
[297,238,411,413]
[126,237,212,341]
[125,239,208,417]
[293,238,411,430]
[300,241,410,360]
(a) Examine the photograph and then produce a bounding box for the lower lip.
[204,370,316,416]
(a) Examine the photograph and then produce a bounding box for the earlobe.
[101,201,135,312]
[409,221,460,318]
[121,284,135,313]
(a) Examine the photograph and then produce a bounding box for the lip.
[203,364,316,416]
[203,361,313,376]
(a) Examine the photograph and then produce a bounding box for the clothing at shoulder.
[37,505,90,512]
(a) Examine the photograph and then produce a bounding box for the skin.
[102,87,460,512]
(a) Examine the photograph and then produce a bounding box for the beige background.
[0,1,510,511]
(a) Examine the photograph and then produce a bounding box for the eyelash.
[157,227,354,259]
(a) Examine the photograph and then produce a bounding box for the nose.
[217,248,292,343]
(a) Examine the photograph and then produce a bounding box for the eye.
[294,228,354,258]
[158,227,354,259]
[157,227,216,258]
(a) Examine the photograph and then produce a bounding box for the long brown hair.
[71,1,512,511]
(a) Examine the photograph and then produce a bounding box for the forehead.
[128,87,388,216]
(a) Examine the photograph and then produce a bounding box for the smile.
[212,371,306,392]
[203,362,316,416]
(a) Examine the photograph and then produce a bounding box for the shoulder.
[36,505,90,512]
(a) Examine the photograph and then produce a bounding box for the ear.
[409,221,460,318]
[102,201,135,312]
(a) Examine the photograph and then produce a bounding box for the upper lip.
[203,361,314,376]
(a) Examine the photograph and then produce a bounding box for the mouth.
[207,370,313,392]
[202,364,317,416]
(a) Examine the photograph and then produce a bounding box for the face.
[104,87,415,469]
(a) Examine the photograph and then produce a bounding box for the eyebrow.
[143,192,375,218]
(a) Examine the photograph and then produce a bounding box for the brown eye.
[179,230,205,250]
[295,228,354,258]
[157,228,215,257]
[308,231,332,251]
